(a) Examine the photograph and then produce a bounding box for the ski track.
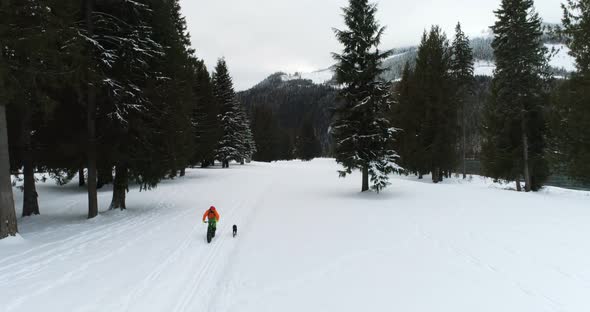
[0,189,180,286]
[2,183,192,312]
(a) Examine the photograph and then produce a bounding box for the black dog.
[232,224,237,237]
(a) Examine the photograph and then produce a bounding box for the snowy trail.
[1,165,275,312]
[2,160,590,312]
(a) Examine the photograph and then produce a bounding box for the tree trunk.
[432,168,439,183]
[22,109,39,217]
[0,104,18,238]
[462,99,467,179]
[96,168,104,189]
[22,154,39,217]
[521,119,531,192]
[78,166,85,187]
[86,0,99,219]
[109,164,127,210]
[361,165,369,192]
[180,168,186,177]
[516,175,522,192]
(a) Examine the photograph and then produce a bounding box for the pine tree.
[392,62,421,176]
[295,117,322,161]
[251,106,287,162]
[550,0,590,182]
[192,60,220,168]
[96,0,165,210]
[332,0,401,192]
[483,0,550,192]
[451,22,475,179]
[214,59,243,168]
[0,0,58,217]
[413,26,457,183]
[562,0,590,73]
[235,108,256,164]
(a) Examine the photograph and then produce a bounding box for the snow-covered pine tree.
[451,22,475,179]
[214,59,243,168]
[235,108,256,164]
[332,0,401,192]
[482,0,550,192]
[96,0,165,210]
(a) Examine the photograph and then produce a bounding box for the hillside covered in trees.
[237,73,337,161]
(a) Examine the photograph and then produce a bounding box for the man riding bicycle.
[202,206,220,239]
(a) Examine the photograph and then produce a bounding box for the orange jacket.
[202,207,220,222]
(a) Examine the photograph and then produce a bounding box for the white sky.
[179,0,563,90]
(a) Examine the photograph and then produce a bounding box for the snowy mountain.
[269,38,577,88]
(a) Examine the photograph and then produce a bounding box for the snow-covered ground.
[547,44,577,73]
[474,60,496,76]
[1,159,590,312]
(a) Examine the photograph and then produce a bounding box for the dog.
[232,224,237,237]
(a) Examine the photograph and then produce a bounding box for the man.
[202,206,220,238]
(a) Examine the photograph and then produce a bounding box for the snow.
[280,68,334,85]
[2,159,590,311]
[547,44,577,72]
[473,44,577,77]
[474,60,496,76]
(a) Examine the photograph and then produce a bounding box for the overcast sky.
[179,0,563,91]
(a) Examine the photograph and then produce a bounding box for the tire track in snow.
[114,219,199,312]
[173,177,274,312]
[0,207,165,286]
[204,181,275,312]
[172,199,244,312]
[4,207,193,312]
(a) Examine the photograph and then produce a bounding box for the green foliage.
[482,0,550,191]
[295,118,322,161]
[549,1,590,183]
[238,73,336,157]
[413,26,457,181]
[251,106,292,162]
[562,0,590,74]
